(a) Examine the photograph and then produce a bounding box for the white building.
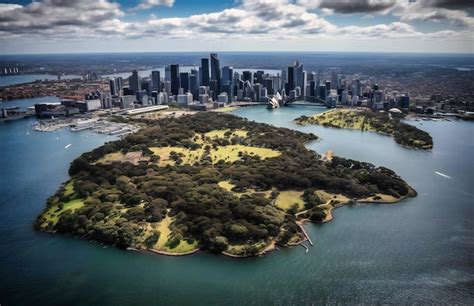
[177,92,193,106]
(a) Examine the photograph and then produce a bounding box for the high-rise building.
[294,61,304,96]
[128,70,140,94]
[151,71,161,92]
[170,64,180,96]
[221,66,233,85]
[180,72,190,93]
[210,53,221,93]
[116,77,123,96]
[189,74,198,100]
[287,66,295,92]
[201,58,210,86]
[242,71,253,85]
[331,71,338,89]
[109,79,117,96]
[165,66,171,82]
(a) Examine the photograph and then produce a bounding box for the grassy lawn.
[163,239,199,253]
[210,144,280,163]
[151,144,280,166]
[275,191,305,211]
[218,180,235,192]
[151,216,199,253]
[43,198,84,225]
[358,193,399,203]
[95,152,123,164]
[205,129,248,139]
[95,151,147,165]
[315,190,350,204]
[150,146,203,166]
[64,180,75,197]
[152,216,173,250]
[218,180,273,199]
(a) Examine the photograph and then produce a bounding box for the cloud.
[0,0,471,52]
[311,0,397,14]
[422,0,474,9]
[0,0,123,37]
[392,0,474,28]
[132,0,175,11]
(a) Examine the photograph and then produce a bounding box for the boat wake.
[435,171,452,179]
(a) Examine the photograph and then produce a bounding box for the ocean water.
[0,101,473,305]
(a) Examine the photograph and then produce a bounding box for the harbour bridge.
[283,96,331,107]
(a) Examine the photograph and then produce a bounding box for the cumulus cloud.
[132,0,175,11]
[0,0,123,37]
[311,0,397,14]
[0,0,471,48]
[392,0,474,28]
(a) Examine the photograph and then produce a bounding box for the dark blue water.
[0,101,473,305]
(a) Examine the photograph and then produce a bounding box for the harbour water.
[0,74,81,87]
[0,102,473,305]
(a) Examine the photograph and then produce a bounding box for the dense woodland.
[297,110,433,149]
[35,112,416,256]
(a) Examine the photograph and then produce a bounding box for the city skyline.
[0,0,473,54]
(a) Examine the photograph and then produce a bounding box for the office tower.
[180,72,190,93]
[222,66,233,85]
[331,71,338,89]
[210,53,221,93]
[221,84,232,102]
[260,87,268,100]
[141,80,151,95]
[302,71,307,96]
[309,80,316,97]
[164,81,171,96]
[170,64,180,96]
[242,71,253,85]
[109,79,117,96]
[165,66,171,81]
[319,85,326,100]
[325,80,331,92]
[209,79,218,100]
[287,66,295,92]
[151,70,161,92]
[201,58,210,86]
[116,77,123,96]
[294,61,304,96]
[272,75,281,93]
[255,71,264,85]
[189,74,198,100]
[263,79,273,95]
[128,70,140,93]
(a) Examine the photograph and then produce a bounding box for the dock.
[298,222,314,246]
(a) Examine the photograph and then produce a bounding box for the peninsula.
[35,112,416,257]
[295,109,433,150]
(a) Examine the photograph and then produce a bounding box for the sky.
[0,0,473,54]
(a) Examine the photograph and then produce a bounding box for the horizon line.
[1,50,473,56]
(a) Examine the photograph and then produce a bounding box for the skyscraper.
[180,72,190,93]
[151,70,161,92]
[242,71,253,85]
[294,61,304,97]
[109,79,117,96]
[116,77,123,96]
[210,53,221,93]
[170,65,180,96]
[331,71,338,89]
[221,66,233,86]
[128,70,140,94]
[287,66,294,92]
[201,58,210,86]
